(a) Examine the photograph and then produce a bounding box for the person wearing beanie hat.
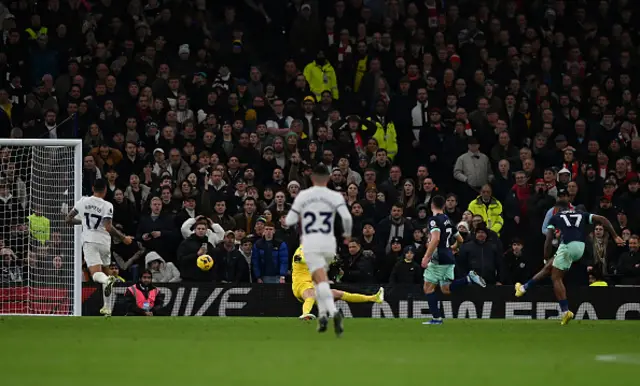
[515,200,624,325]
[388,245,422,284]
[422,195,486,325]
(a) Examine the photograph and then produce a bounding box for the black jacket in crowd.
[136,214,179,262]
[341,249,375,284]
[389,259,422,284]
[176,233,216,282]
[457,238,508,285]
[215,245,250,283]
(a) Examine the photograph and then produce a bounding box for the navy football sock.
[523,279,536,290]
[449,277,469,292]
[559,299,569,312]
[426,292,441,318]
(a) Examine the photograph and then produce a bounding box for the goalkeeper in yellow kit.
[292,245,384,320]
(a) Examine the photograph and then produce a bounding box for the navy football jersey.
[428,213,456,265]
[548,210,593,244]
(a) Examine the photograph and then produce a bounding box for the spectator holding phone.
[177,219,217,282]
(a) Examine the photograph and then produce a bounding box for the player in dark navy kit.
[421,196,486,325]
[515,200,624,325]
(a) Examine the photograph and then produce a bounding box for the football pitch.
[1,317,639,386]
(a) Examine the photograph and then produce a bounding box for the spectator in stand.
[457,223,507,286]
[215,231,250,283]
[504,239,538,286]
[467,184,504,237]
[454,137,493,205]
[340,238,375,284]
[252,222,288,284]
[177,218,217,282]
[389,245,422,284]
[617,235,640,285]
[145,251,182,283]
[136,197,178,262]
[377,203,414,253]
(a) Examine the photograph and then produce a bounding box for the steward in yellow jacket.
[467,195,504,236]
[363,100,398,161]
[303,51,339,101]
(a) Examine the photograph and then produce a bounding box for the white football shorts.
[83,242,111,267]
[303,250,335,274]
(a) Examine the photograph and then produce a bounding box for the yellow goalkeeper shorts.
[292,283,315,302]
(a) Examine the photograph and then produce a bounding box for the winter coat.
[251,238,289,279]
[457,238,507,285]
[467,196,504,235]
[145,251,182,283]
[177,233,217,282]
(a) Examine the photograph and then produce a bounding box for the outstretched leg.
[516,258,554,297]
[334,288,384,303]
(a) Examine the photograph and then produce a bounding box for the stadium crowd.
[1,0,640,287]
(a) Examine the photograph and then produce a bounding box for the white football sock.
[314,283,327,318]
[102,284,111,310]
[316,281,337,317]
[92,271,109,284]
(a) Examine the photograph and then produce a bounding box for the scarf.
[337,42,352,62]
[512,184,531,216]
[563,161,579,180]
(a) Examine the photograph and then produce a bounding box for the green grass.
[1,318,639,386]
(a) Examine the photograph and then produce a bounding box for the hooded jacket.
[145,252,182,283]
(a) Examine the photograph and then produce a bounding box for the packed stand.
[1,0,640,287]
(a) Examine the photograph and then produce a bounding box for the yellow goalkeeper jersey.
[292,246,313,286]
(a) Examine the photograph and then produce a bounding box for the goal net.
[0,139,82,316]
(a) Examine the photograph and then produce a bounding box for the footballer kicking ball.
[197,255,214,271]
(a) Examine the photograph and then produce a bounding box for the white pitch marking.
[595,354,640,365]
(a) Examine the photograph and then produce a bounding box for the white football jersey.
[287,186,352,252]
[73,196,113,245]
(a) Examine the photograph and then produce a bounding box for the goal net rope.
[0,143,79,315]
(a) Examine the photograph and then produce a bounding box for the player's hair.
[93,179,107,192]
[556,200,570,210]
[312,164,329,176]
[431,195,446,209]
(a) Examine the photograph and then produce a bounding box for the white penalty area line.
[594,354,640,365]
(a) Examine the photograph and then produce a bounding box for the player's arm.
[543,226,555,261]
[65,208,81,225]
[103,218,132,244]
[451,233,464,250]
[336,202,353,239]
[422,228,440,267]
[284,199,301,227]
[591,214,624,245]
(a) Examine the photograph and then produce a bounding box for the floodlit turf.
[1,318,639,386]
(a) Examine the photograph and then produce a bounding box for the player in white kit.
[65,179,132,316]
[285,165,353,336]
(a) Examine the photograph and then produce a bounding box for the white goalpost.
[0,139,82,316]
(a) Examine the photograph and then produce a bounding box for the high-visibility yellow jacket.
[303,60,339,101]
[25,27,48,39]
[364,117,398,160]
[467,196,504,235]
